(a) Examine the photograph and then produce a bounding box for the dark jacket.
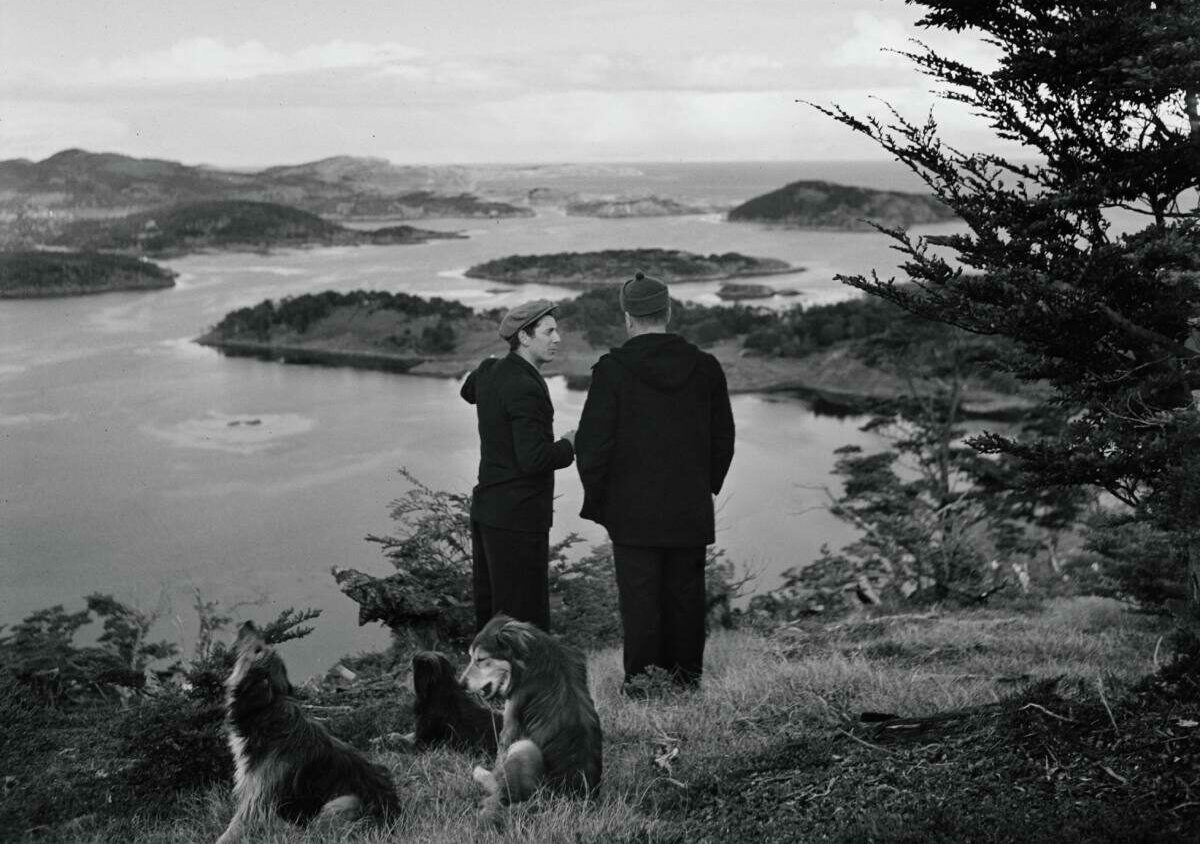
[461,353,575,533]
[575,333,735,547]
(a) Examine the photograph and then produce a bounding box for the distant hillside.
[465,248,794,288]
[728,180,958,231]
[301,191,535,220]
[0,149,258,210]
[0,251,176,298]
[255,156,473,194]
[50,200,462,257]
[0,150,529,220]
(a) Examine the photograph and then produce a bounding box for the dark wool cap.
[620,272,669,316]
[498,299,556,340]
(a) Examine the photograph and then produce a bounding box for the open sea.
[0,160,962,677]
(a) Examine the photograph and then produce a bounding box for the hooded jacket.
[575,333,735,547]
[461,353,574,533]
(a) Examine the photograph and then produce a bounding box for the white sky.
[0,0,1005,166]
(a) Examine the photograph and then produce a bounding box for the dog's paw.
[372,731,416,753]
[472,765,499,795]
[478,799,504,831]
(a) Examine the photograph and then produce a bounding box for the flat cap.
[498,298,557,340]
[620,271,669,316]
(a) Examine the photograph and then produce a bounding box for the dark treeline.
[210,289,474,341]
[205,283,1003,379]
[465,248,789,283]
[0,250,176,297]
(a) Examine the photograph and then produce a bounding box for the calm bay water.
[0,161,952,676]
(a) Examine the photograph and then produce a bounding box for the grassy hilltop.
[3,596,1196,842]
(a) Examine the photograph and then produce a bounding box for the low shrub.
[347,469,755,661]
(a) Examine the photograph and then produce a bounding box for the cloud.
[828,11,1002,76]
[553,51,790,92]
[829,12,913,69]
[10,37,875,104]
[0,23,1013,165]
[79,37,423,84]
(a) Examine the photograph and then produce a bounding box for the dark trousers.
[471,519,550,632]
[613,544,707,687]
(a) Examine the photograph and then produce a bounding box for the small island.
[464,248,794,289]
[0,251,177,298]
[565,195,716,218]
[728,180,958,231]
[716,282,777,301]
[50,200,464,258]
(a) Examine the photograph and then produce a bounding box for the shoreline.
[195,336,1033,421]
[0,279,176,298]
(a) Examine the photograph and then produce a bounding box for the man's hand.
[561,428,577,447]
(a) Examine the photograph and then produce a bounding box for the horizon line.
[4,147,909,171]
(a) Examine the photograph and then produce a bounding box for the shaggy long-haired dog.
[215,621,400,844]
[460,615,603,823]
[408,650,501,754]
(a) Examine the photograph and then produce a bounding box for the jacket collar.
[507,351,550,399]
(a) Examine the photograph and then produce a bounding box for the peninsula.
[728,180,958,231]
[464,248,794,288]
[50,200,463,258]
[198,287,1031,419]
[0,251,176,298]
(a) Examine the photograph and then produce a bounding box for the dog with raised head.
[460,615,603,823]
[407,650,501,754]
[215,621,400,844]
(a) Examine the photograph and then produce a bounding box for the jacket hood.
[607,333,702,391]
[460,356,499,405]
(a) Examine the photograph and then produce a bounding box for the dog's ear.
[494,619,535,659]
[234,620,261,648]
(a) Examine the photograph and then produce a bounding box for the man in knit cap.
[460,299,576,632]
[575,273,735,695]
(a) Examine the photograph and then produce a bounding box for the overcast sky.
[0,0,1003,167]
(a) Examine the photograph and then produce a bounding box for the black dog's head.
[411,650,499,754]
[413,651,458,703]
[226,621,292,715]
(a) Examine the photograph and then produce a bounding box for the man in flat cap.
[575,272,735,695]
[460,299,575,632]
